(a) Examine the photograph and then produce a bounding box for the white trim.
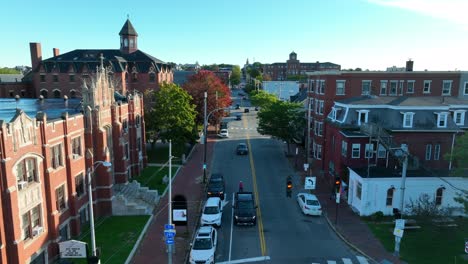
[442,80,453,96]
[352,143,361,158]
[401,112,415,128]
[361,80,372,95]
[336,80,346,95]
[464,81,468,95]
[453,110,466,125]
[406,80,415,93]
[423,80,432,94]
[356,110,369,126]
[435,112,449,128]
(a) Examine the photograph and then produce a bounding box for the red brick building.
[0,65,146,263]
[305,63,468,178]
[29,19,173,99]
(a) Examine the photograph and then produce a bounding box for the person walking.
[238,181,244,192]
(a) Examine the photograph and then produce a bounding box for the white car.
[297,193,322,216]
[218,129,229,138]
[201,197,223,227]
[189,226,217,264]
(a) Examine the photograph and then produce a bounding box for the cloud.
[367,0,468,28]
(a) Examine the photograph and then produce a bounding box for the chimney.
[30,42,42,70]
[53,48,60,57]
[406,59,413,72]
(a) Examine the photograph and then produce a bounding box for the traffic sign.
[393,227,404,238]
[465,240,468,254]
[164,230,175,239]
[304,177,316,190]
[165,238,174,245]
[303,163,309,172]
[164,224,175,230]
[395,219,405,229]
[203,164,207,169]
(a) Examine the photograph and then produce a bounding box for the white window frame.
[425,144,432,161]
[336,80,345,95]
[352,143,361,158]
[341,141,347,157]
[389,80,398,95]
[402,112,415,128]
[453,110,466,125]
[407,80,415,93]
[380,80,387,95]
[442,80,452,96]
[361,80,371,95]
[399,81,404,95]
[365,143,374,158]
[357,110,369,126]
[318,80,325,95]
[434,144,441,160]
[436,112,449,128]
[464,82,468,95]
[423,80,431,94]
[316,144,322,160]
[377,144,386,158]
[318,100,324,115]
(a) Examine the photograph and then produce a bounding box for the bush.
[370,211,384,222]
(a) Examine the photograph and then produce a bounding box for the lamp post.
[203,106,229,183]
[87,160,112,264]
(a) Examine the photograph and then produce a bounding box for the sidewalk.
[287,144,402,264]
[132,138,215,264]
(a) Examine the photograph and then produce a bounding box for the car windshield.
[238,145,247,150]
[208,182,223,188]
[306,200,320,206]
[204,206,219,214]
[237,201,254,209]
[193,238,212,250]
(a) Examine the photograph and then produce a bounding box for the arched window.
[40,89,48,98]
[16,158,38,190]
[70,90,77,98]
[435,187,444,206]
[386,187,395,206]
[53,90,61,98]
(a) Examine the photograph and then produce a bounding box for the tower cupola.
[119,19,138,54]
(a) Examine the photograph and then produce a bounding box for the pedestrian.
[238,181,244,192]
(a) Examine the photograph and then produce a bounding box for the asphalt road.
[209,89,363,264]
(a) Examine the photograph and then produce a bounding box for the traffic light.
[334,177,341,193]
[286,180,293,198]
[287,180,293,190]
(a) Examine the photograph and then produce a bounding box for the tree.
[145,83,197,152]
[248,68,261,79]
[444,132,468,214]
[250,90,278,109]
[257,101,305,155]
[183,70,232,126]
[230,65,241,86]
[0,67,20,74]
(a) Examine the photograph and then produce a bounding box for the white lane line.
[327,261,337,264]
[356,255,369,264]
[217,256,271,264]
[342,258,353,264]
[228,193,234,263]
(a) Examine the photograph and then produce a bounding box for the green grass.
[146,144,191,164]
[60,216,150,264]
[366,218,468,264]
[132,166,179,194]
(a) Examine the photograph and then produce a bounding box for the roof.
[0,98,82,122]
[0,74,23,83]
[197,226,213,235]
[352,166,450,178]
[206,197,221,205]
[119,19,138,36]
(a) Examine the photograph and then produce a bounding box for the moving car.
[233,192,257,225]
[254,106,259,111]
[218,129,229,138]
[207,173,225,200]
[201,197,223,227]
[189,226,217,264]
[244,108,250,113]
[235,104,240,110]
[296,193,322,216]
[236,114,242,120]
[236,143,248,155]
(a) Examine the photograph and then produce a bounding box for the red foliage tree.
[183,70,232,125]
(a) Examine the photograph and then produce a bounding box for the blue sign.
[164,230,175,239]
[166,238,174,245]
[164,224,175,230]
[203,164,207,169]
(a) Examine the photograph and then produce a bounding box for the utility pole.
[203,92,208,183]
[306,81,312,166]
[167,140,173,264]
[399,144,409,217]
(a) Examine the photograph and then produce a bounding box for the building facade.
[0,65,146,263]
[28,19,173,99]
[263,52,341,81]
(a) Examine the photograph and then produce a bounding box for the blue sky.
[2,0,468,70]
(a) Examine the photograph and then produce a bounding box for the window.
[357,110,369,125]
[316,144,322,160]
[315,121,323,136]
[137,137,141,152]
[425,144,432,160]
[407,81,415,93]
[308,79,315,93]
[378,144,386,158]
[386,188,395,206]
[72,137,81,158]
[435,187,444,205]
[361,80,371,95]
[423,80,431,93]
[59,224,69,241]
[51,144,63,169]
[69,75,75,83]
[149,73,156,83]
[22,204,42,240]
[17,158,37,189]
[318,100,324,115]
[70,90,77,98]
[434,144,441,160]
[437,112,448,128]
[135,116,141,128]
[75,173,85,197]
[53,90,61,98]
[336,80,345,95]
[53,75,58,82]
[389,81,398,95]
[318,80,325,94]
[402,112,414,128]
[341,141,347,157]
[398,81,404,95]
[356,182,362,200]
[442,80,452,95]
[380,81,387,95]
[453,110,466,125]
[80,208,88,225]
[365,143,374,158]
[352,144,360,158]
[124,142,129,160]
[122,119,128,133]
[40,75,46,82]
[464,82,468,95]
[132,73,138,82]
[130,38,134,48]
[56,185,66,211]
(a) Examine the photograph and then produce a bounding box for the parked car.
[235,104,240,110]
[189,226,217,264]
[201,197,223,227]
[236,114,242,120]
[236,143,249,155]
[254,106,259,111]
[244,108,250,113]
[233,192,257,225]
[218,129,229,138]
[296,193,322,216]
[207,173,225,200]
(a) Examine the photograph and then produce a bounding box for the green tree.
[0,67,20,74]
[445,132,468,213]
[248,68,261,79]
[230,65,241,86]
[257,101,305,155]
[145,83,197,153]
[250,90,278,109]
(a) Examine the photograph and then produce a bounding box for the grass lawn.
[60,215,150,264]
[146,143,192,164]
[366,218,468,264]
[133,166,179,194]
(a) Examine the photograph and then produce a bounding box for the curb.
[125,214,154,264]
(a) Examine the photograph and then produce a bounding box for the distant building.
[262,81,300,101]
[173,70,196,86]
[263,52,341,81]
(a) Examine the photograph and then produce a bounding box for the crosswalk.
[309,255,369,264]
[230,127,257,130]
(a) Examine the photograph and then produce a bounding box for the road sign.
[465,240,468,254]
[203,164,207,169]
[303,163,309,172]
[304,177,316,190]
[395,219,405,229]
[164,224,175,230]
[165,238,174,245]
[335,192,341,203]
[164,229,176,239]
[393,227,404,237]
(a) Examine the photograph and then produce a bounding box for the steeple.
[119,18,138,54]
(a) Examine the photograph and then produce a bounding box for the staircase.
[112,181,160,215]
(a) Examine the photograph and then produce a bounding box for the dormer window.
[401,112,415,128]
[453,110,466,126]
[357,110,369,126]
[436,112,449,128]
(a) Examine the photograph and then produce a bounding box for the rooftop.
[0,98,82,122]
[336,96,468,107]
[352,166,451,178]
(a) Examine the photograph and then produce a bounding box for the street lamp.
[87,160,112,264]
[203,106,229,183]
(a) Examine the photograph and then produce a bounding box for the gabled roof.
[119,19,138,36]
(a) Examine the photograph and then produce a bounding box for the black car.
[236,114,242,120]
[236,143,248,155]
[233,192,257,225]
[235,104,240,110]
[254,106,259,111]
[207,173,225,200]
[244,108,250,113]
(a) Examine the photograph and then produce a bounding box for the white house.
[262,81,299,101]
[347,167,468,216]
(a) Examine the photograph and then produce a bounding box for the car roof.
[197,226,213,236]
[237,192,254,200]
[237,143,247,147]
[210,173,224,180]
[298,193,319,200]
[205,197,221,206]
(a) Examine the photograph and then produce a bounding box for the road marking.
[326,261,337,264]
[228,193,234,262]
[217,256,271,264]
[356,256,369,264]
[243,117,267,256]
[342,258,353,264]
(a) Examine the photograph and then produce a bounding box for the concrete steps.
[112,181,161,215]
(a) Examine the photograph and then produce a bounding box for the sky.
[2,0,468,71]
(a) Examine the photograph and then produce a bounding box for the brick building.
[28,19,173,99]
[0,64,146,263]
[263,51,341,81]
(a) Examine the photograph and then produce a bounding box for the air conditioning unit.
[32,226,44,236]
[18,181,28,190]
[72,153,80,159]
